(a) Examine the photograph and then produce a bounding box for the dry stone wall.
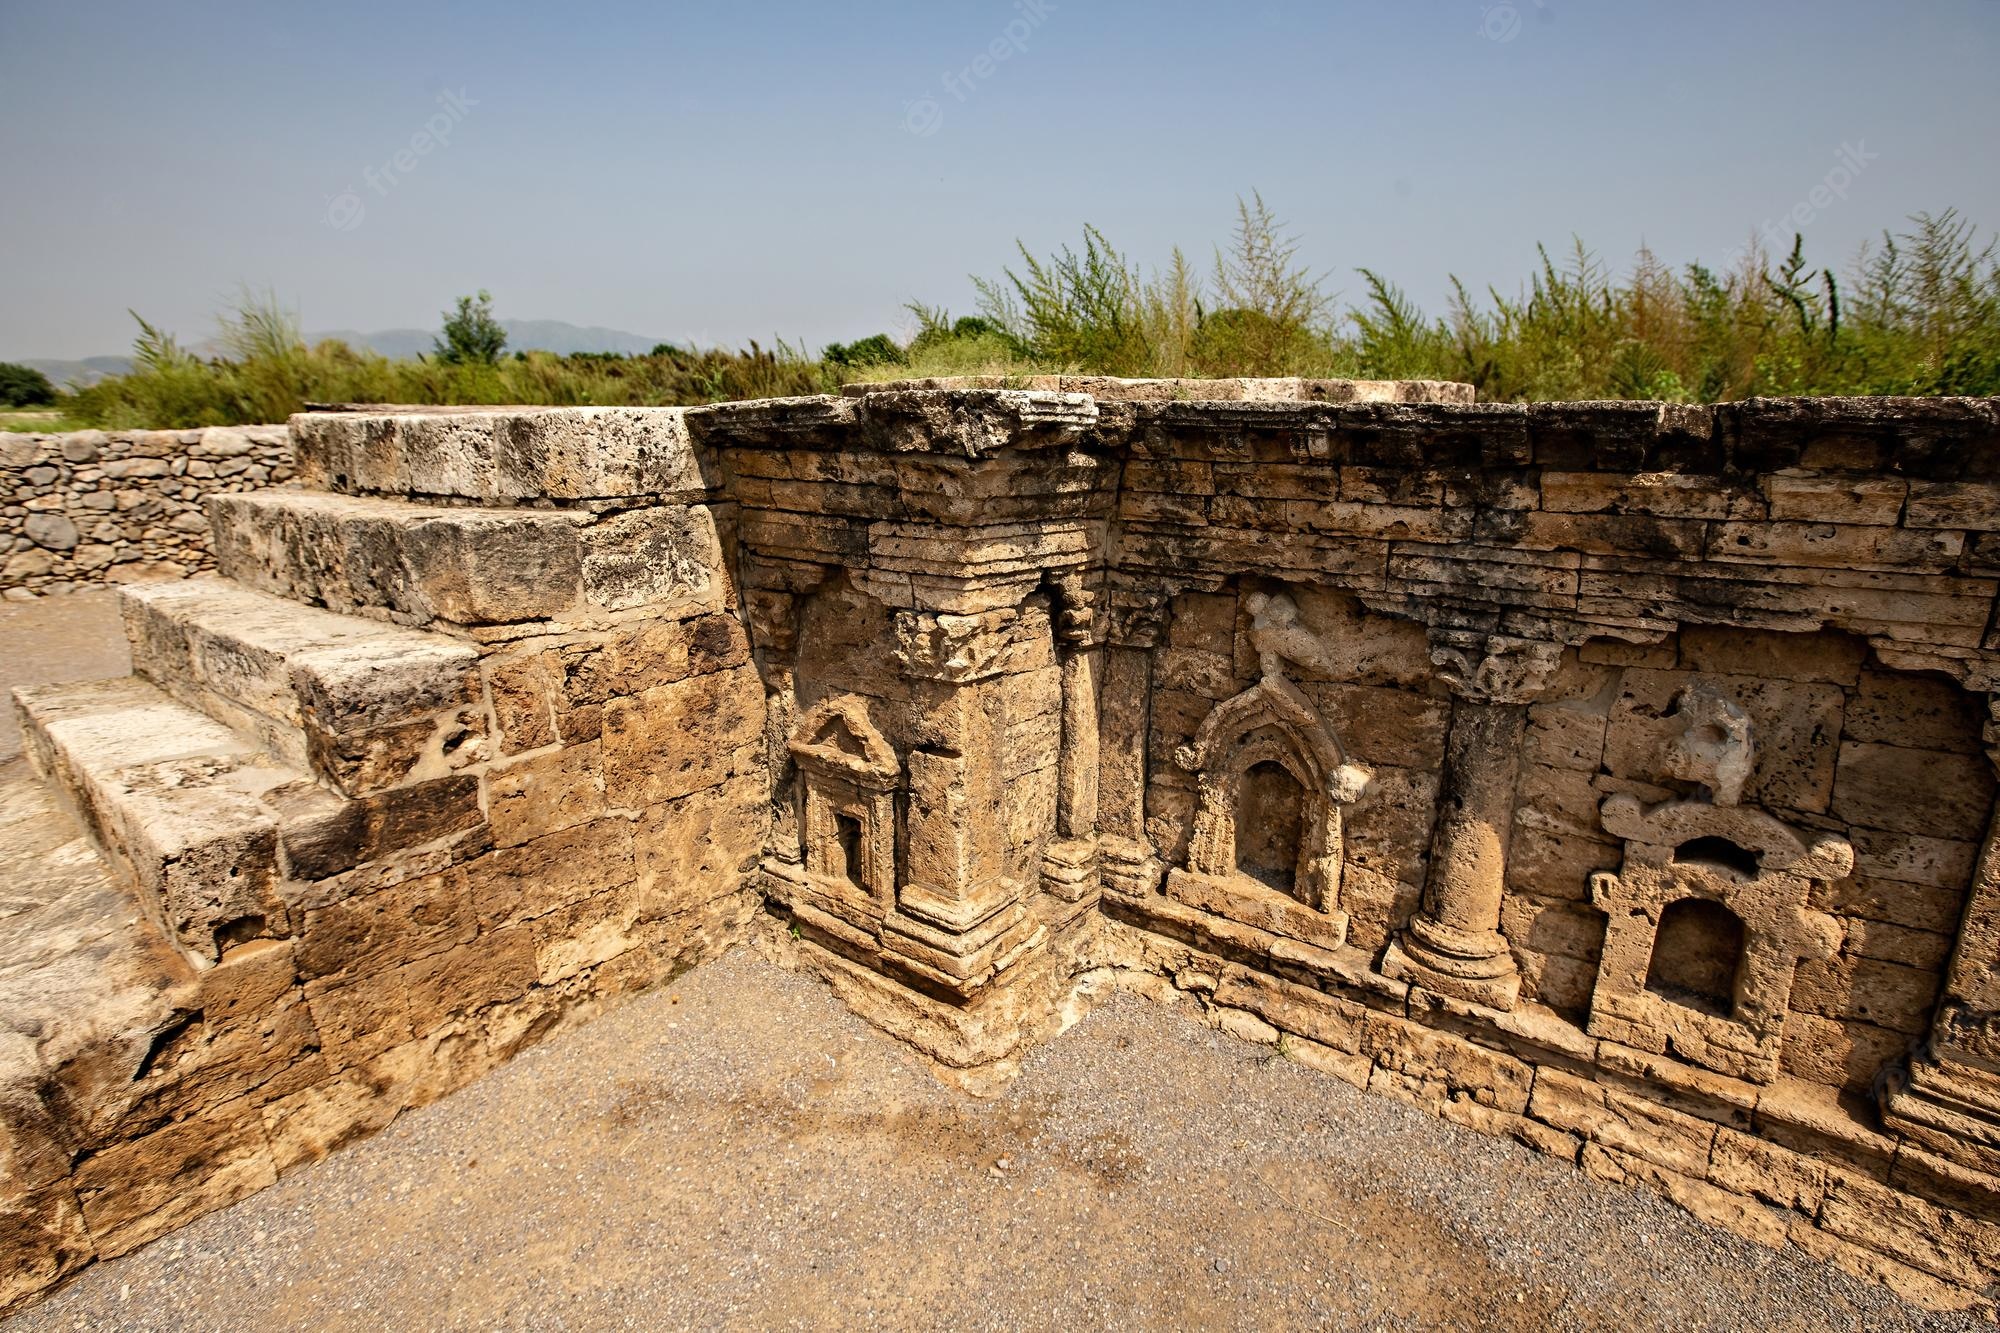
[1,427,292,598]
[8,386,2000,1317]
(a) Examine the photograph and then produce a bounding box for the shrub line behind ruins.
[17,195,2000,432]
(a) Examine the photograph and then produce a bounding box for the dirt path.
[7,951,1976,1332]
[0,589,127,761]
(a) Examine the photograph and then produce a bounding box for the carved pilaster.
[1881,737,2000,1170]
[1381,633,1564,1010]
[1049,573,1104,845]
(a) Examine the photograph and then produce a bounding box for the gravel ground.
[8,951,1979,1332]
[0,589,128,761]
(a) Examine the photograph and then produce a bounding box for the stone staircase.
[2,405,766,1313]
[15,575,489,969]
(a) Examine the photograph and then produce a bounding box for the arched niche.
[1166,675,1371,950]
[1645,897,1746,1016]
[789,696,899,913]
[1587,794,1848,1083]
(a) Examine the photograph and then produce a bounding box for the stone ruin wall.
[1,428,293,597]
[5,382,2000,1316]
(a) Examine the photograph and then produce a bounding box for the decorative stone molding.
[1661,685,1755,807]
[1049,573,1104,649]
[1427,633,1565,706]
[892,608,1015,683]
[1166,672,1371,949]
[1244,589,1338,680]
[1587,793,1848,1083]
[788,696,900,914]
[743,588,799,657]
[1107,587,1173,650]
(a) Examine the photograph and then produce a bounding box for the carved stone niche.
[789,697,900,920]
[1587,794,1849,1083]
[1166,674,1371,950]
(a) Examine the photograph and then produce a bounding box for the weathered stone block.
[463,817,637,931]
[303,927,536,1063]
[1527,1068,1718,1177]
[297,871,478,982]
[1843,669,1985,754]
[1818,1171,2000,1288]
[1361,1014,1534,1114]
[601,664,763,809]
[1676,625,1866,685]
[1762,474,1907,525]
[1790,951,1942,1035]
[0,1183,92,1314]
[579,505,727,614]
[636,771,769,913]
[486,651,560,754]
[487,742,605,848]
[1831,742,1993,839]
[1708,1125,1826,1211]
[69,1102,277,1258]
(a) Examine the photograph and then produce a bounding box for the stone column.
[1053,580,1102,841]
[1881,700,2000,1170]
[1095,592,1170,898]
[1381,634,1563,1010]
[1040,578,1103,905]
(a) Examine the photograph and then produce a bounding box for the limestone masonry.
[2,427,292,597]
[5,380,2000,1316]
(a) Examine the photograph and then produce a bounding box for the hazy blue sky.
[3,0,1997,359]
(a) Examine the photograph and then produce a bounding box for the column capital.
[892,608,1020,684]
[1108,589,1173,650]
[1050,572,1106,650]
[1427,632,1565,705]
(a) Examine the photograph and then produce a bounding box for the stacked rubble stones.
[1,428,292,599]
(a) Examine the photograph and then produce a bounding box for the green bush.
[0,362,55,408]
[822,333,904,370]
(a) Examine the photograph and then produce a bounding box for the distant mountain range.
[18,319,664,388]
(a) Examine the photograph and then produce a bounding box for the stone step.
[288,405,707,503]
[13,676,486,969]
[14,675,315,968]
[120,578,486,798]
[206,489,728,632]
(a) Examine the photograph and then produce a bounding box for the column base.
[1098,836,1161,900]
[1039,837,1100,904]
[1381,916,1521,1011]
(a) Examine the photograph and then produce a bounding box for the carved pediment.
[790,696,898,788]
[1175,675,1367,802]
